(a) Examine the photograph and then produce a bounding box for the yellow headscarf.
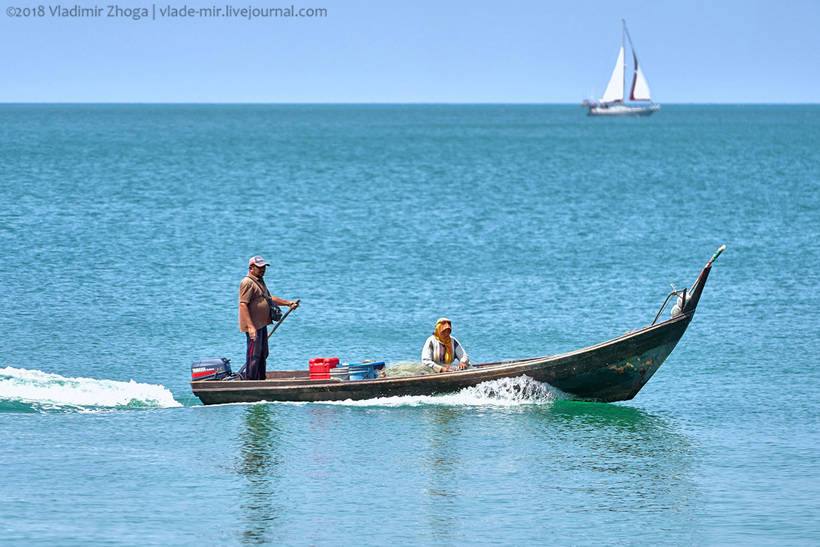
[434,317,453,364]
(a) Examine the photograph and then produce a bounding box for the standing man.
[239,255,299,380]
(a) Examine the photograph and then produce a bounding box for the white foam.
[263,375,562,408]
[0,366,182,412]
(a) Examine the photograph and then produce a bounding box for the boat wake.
[0,366,182,413]
[316,375,562,408]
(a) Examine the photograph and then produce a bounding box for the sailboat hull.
[588,104,660,117]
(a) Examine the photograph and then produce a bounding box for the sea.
[0,104,818,545]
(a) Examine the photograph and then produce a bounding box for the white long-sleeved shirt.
[421,335,469,372]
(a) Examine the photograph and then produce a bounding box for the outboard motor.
[191,358,232,381]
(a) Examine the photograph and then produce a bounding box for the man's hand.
[289,300,299,310]
[457,361,469,370]
[439,365,451,373]
[248,327,257,339]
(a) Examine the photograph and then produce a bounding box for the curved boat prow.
[539,245,727,402]
[683,245,726,314]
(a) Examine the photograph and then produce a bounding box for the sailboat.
[584,19,660,116]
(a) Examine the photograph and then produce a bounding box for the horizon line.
[1,101,818,106]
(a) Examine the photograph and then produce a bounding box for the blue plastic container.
[348,365,368,381]
[347,362,386,380]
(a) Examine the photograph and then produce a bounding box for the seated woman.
[421,317,471,373]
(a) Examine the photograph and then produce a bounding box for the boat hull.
[191,312,693,405]
[588,104,659,117]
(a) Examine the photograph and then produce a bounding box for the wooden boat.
[191,247,724,405]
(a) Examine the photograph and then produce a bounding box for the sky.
[1,0,818,103]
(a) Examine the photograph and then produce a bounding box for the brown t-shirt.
[238,274,272,332]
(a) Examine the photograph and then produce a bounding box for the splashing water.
[262,375,562,408]
[458,375,561,403]
[0,366,182,413]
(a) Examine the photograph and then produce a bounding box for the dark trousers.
[244,326,269,380]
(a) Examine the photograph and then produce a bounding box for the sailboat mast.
[621,19,626,102]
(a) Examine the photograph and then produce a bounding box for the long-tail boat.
[191,246,725,405]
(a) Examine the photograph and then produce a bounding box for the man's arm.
[269,295,299,309]
[454,339,470,370]
[239,302,256,339]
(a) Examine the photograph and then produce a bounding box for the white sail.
[585,20,659,116]
[630,54,652,101]
[600,46,624,104]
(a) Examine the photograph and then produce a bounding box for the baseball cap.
[249,255,271,267]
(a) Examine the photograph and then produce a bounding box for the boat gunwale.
[190,311,693,393]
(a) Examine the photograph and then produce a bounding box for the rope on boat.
[651,245,726,325]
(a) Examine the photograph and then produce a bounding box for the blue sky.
[1,0,818,103]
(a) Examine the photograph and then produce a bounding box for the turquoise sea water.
[1,105,818,545]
